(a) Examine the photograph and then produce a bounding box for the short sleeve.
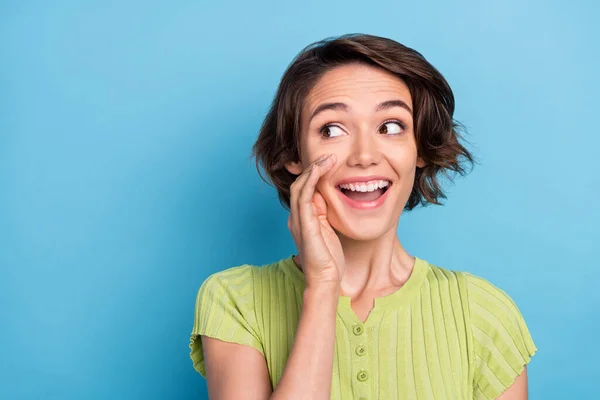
[465,273,538,400]
[189,265,264,378]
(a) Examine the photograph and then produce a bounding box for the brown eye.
[320,124,345,138]
[379,121,404,135]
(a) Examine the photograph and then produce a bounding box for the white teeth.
[338,180,390,192]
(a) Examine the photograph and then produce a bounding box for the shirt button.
[357,370,369,382]
[352,324,364,335]
[359,398,368,400]
[355,345,366,356]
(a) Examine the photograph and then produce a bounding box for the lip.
[335,181,392,210]
[335,175,392,186]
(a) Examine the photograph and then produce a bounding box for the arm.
[202,336,271,400]
[201,154,341,399]
[271,285,338,400]
[496,366,528,400]
[465,273,537,400]
[202,285,339,400]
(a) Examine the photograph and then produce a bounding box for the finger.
[289,167,313,242]
[288,212,302,250]
[312,190,328,217]
[288,154,330,241]
[298,154,335,238]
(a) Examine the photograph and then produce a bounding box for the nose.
[346,129,382,168]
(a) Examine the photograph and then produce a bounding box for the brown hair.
[251,33,476,211]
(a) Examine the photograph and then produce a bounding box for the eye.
[379,120,406,135]
[319,124,346,138]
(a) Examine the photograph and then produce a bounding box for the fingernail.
[315,154,332,166]
[314,154,328,163]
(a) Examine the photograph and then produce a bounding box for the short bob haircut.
[252,33,476,211]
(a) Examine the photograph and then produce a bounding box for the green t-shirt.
[189,255,537,399]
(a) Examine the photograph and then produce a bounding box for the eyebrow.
[308,99,413,124]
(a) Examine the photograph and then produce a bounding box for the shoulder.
[189,259,288,377]
[191,264,262,341]
[463,271,518,307]
[196,264,257,300]
[192,257,295,331]
[420,260,538,398]
[461,271,538,399]
[422,261,531,320]
[423,260,466,282]
[196,258,289,299]
[420,259,471,296]
[462,271,532,336]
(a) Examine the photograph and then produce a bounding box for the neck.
[337,224,415,297]
[293,223,416,298]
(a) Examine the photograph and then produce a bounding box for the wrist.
[303,283,340,301]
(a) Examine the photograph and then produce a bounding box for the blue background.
[1,0,598,398]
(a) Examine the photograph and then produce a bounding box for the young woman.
[189,34,537,399]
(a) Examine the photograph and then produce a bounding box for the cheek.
[304,131,347,159]
[387,145,418,169]
[302,147,326,168]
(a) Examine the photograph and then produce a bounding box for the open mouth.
[336,181,392,203]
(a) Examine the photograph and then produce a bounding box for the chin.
[337,229,389,242]
[329,212,399,242]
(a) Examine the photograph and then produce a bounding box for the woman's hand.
[288,153,345,289]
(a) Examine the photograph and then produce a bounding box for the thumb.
[312,190,328,217]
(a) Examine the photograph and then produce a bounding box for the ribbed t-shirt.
[189,255,537,399]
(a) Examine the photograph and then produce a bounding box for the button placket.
[349,322,370,399]
[357,369,369,382]
[355,344,366,356]
[352,324,364,336]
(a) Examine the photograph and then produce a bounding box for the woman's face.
[285,63,425,241]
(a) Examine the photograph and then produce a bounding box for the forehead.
[304,63,412,114]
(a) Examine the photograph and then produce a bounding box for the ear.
[285,160,303,175]
[416,155,426,169]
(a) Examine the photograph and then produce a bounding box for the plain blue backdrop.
[1,0,598,398]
